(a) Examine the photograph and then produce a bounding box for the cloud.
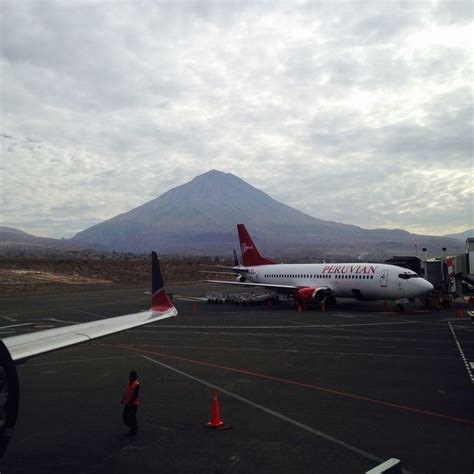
[1,0,472,238]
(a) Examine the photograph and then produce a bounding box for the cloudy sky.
[1,0,473,238]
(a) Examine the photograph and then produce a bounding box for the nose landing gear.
[394,298,409,312]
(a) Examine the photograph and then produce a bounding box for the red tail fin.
[237,224,275,267]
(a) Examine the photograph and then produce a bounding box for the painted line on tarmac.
[284,320,316,326]
[146,321,420,330]
[448,322,474,384]
[64,307,108,319]
[371,315,458,329]
[2,316,17,322]
[139,354,388,469]
[107,344,474,426]
[20,355,136,368]
[48,318,81,324]
[2,296,147,318]
[118,342,456,361]
[134,328,449,345]
[370,327,447,335]
[174,295,207,301]
[0,322,32,330]
[302,342,330,346]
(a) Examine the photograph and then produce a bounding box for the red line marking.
[101,343,474,426]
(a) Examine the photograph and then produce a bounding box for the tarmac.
[0,283,473,473]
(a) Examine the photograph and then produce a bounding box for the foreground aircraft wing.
[2,252,176,363]
[0,252,176,456]
[3,306,175,363]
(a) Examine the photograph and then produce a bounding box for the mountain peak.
[184,169,255,195]
[192,169,238,182]
[70,171,464,257]
[200,169,226,177]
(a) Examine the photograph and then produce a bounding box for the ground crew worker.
[122,370,140,435]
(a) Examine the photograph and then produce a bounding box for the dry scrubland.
[0,255,232,296]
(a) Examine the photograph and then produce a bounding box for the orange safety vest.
[123,380,140,406]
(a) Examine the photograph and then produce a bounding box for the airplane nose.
[421,279,434,293]
[408,278,433,297]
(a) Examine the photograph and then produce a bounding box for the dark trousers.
[122,405,138,432]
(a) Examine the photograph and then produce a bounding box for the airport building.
[385,238,474,306]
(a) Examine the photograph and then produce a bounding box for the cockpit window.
[398,273,419,280]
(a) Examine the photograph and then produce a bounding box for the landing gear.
[395,304,405,312]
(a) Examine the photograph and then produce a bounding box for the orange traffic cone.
[207,390,224,428]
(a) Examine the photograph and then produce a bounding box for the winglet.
[151,252,174,312]
[237,224,275,267]
[233,248,241,267]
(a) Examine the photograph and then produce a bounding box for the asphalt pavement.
[0,284,473,473]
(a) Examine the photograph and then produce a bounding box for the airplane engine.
[0,341,19,457]
[296,287,328,304]
[236,275,246,282]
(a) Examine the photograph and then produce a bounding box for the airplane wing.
[201,265,249,273]
[205,279,298,291]
[205,280,333,300]
[199,270,240,276]
[2,252,176,363]
[3,308,175,363]
[0,252,176,456]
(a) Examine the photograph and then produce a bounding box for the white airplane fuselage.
[206,225,435,305]
[244,262,433,301]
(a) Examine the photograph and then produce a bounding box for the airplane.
[0,252,177,457]
[205,224,434,311]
